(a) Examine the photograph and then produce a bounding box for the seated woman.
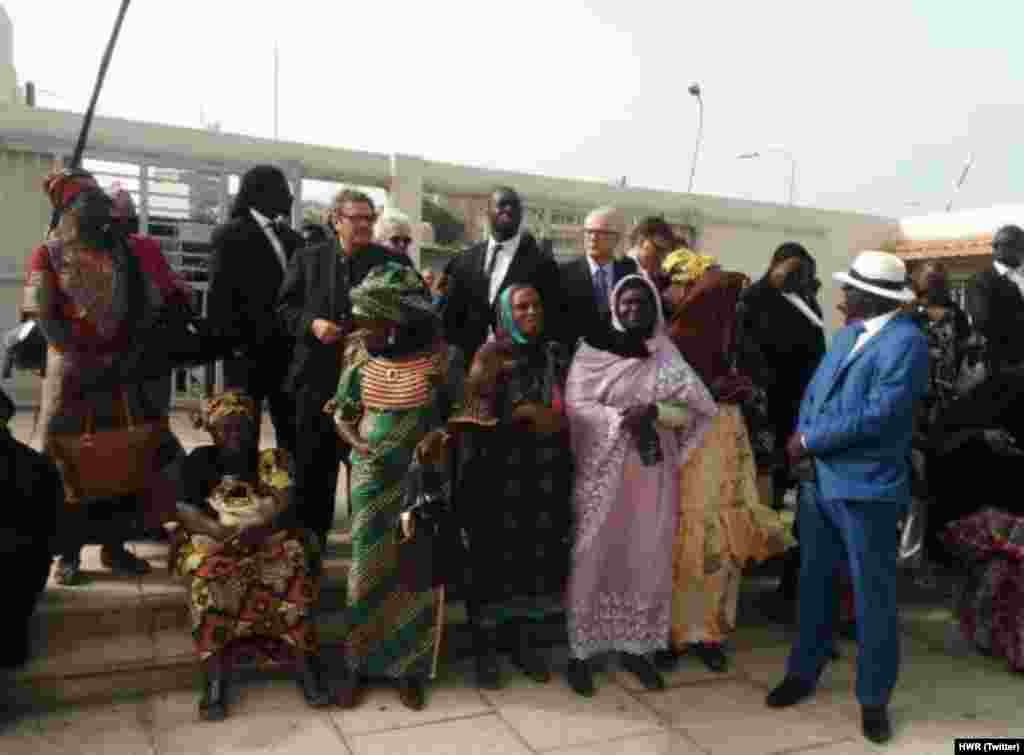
[450,284,573,689]
[0,387,61,668]
[332,263,453,711]
[660,251,792,672]
[564,275,716,696]
[173,390,328,721]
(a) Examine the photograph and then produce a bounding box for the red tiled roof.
[884,234,992,260]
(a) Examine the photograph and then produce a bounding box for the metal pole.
[688,93,703,193]
[70,0,131,168]
[787,153,796,206]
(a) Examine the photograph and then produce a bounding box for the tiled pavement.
[3,411,1023,753]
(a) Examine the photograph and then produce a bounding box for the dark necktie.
[594,265,610,314]
[485,243,503,280]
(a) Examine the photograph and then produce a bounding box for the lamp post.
[687,83,703,193]
[738,149,797,205]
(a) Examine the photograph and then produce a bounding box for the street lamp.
[738,149,797,206]
[687,83,703,193]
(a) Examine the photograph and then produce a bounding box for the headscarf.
[194,390,257,441]
[43,169,100,213]
[350,262,439,357]
[586,274,663,359]
[497,284,535,346]
[663,248,717,286]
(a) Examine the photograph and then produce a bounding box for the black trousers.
[293,387,347,538]
[223,352,297,457]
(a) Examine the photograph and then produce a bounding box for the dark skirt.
[457,427,574,613]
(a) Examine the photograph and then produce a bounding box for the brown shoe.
[396,677,426,711]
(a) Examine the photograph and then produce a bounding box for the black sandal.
[199,670,228,722]
[54,556,83,586]
[100,546,152,576]
[298,655,331,708]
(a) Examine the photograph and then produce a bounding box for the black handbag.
[2,320,48,378]
[395,458,456,593]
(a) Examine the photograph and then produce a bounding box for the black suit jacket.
[966,266,1024,371]
[739,279,826,439]
[559,255,639,349]
[208,215,304,390]
[441,232,563,357]
[277,240,412,405]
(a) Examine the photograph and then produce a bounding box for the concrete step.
[7,533,494,711]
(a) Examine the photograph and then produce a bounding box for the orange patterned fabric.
[360,355,436,411]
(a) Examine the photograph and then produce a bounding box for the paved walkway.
[3,614,1022,755]
[4,410,1023,753]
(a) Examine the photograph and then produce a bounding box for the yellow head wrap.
[662,248,718,285]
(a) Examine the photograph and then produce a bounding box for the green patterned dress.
[335,349,444,681]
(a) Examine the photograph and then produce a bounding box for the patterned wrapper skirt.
[175,529,320,661]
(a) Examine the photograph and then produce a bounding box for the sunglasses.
[390,236,413,248]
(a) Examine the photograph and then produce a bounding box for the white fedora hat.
[833,251,915,303]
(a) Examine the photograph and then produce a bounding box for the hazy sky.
[4,0,1023,218]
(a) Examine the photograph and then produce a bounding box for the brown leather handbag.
[47,394,168,504]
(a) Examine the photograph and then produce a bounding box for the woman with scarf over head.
[173,391,327,721]
[564,275,716,696]
[332,263,455,711]
[449,284,573,689]
[658,250,792,673]
[25,171,184,585]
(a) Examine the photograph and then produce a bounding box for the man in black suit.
[208,166,303,456]
[559,207,639,349]
[442,187,563,357]
[278,189,412,540]
[966,224,1024,374]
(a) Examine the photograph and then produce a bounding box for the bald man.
[559,206,638,349]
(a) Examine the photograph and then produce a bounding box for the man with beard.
[209,166,304,456]
[278,189,412,542]
[442,187,563,357]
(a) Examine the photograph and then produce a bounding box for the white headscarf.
[609,273,666,336]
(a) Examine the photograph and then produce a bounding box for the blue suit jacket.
[798,314,929,504]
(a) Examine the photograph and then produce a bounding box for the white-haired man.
[559,206,638,349]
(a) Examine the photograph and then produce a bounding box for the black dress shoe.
[652,648,680,672]
[765,675,814,708]
[566,658,595,697]
[511,622,551,683]
[620,653,665,691]
[474,627,502,689]
[333,669,363,709]
[693,642,729,672]
[199,671,228,722]
[862,705,892,744]
[298,656,331,708]
[397,676,426,711]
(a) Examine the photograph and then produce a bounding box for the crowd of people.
[5,164,1024,746]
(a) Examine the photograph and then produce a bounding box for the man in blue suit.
[765,251,929,744]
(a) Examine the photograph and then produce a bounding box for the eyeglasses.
[390,236,413,248]
[338,213,377,225]
[584,229,620,239]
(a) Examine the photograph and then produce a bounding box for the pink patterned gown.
[565,332,716,659]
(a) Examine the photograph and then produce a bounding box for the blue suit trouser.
[786,481,901,707]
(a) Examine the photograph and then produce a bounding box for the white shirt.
[250,208,288,273]
[484,232,522,304]
[847,309,900,361]
[994,260,1024,298]
[782,292,825,330]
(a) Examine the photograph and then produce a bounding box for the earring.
[387,329,397,346]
